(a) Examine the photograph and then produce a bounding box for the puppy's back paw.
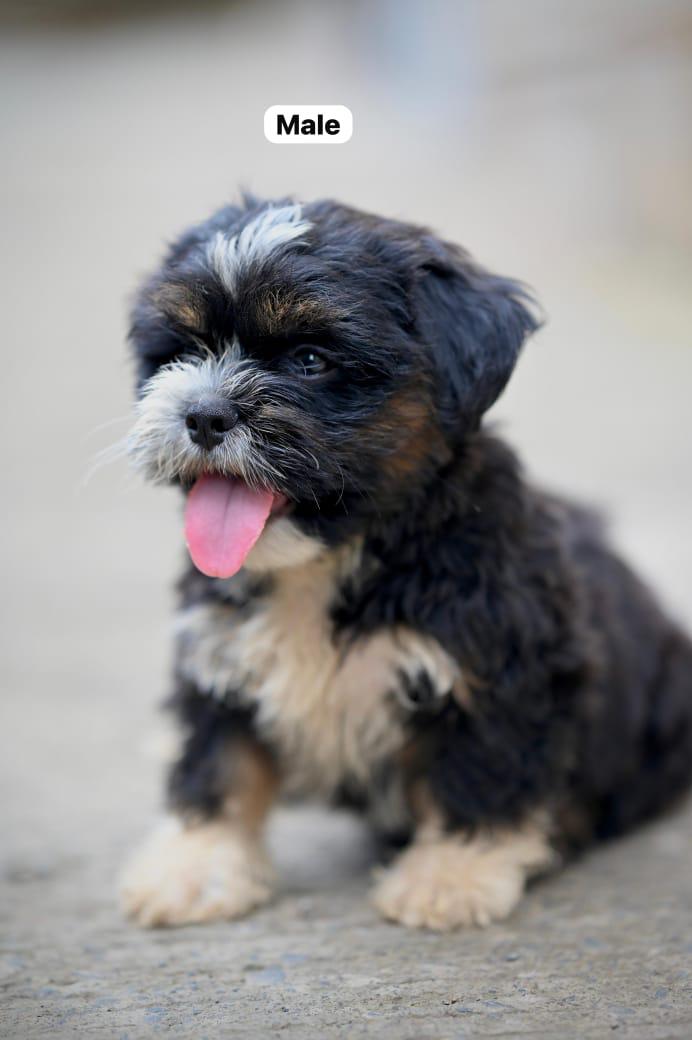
[119,817,274,927]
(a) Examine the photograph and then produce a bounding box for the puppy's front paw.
[119,817,274,927]
[371,830,552,931]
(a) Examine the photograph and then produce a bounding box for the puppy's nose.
[185,397,239,451]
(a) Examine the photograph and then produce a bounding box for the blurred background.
[1,0,691,1034]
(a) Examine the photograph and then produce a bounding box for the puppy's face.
[128,198,536,577]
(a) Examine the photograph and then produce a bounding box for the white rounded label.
[264,105,353,144]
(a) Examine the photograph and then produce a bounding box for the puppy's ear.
[415,239,540,435]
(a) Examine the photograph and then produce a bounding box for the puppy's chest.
[176,561,459,795]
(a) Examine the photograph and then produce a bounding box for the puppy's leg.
[120,687,278,927]
[372,794,553,931]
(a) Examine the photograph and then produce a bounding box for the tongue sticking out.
[184,474,275,578]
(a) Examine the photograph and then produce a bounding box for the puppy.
[120,196,692,930]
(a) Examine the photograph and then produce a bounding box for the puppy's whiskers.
[84,414,132,439]
[81,434,131,487]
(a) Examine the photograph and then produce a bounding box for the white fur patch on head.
[207,204,312,296]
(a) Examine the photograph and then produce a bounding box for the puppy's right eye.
[290,346,332,378]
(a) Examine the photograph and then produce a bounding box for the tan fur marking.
[375,386,451,486]
[243,517,325,572]
[372,821,554,931]
[176,548,461,796]
[152,282,205,331]
[406,779,448,841]
[257,290,335,336]
[221,742,278,836]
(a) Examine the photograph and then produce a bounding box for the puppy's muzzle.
[185,395,240,452]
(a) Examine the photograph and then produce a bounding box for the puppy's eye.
[290,346,332,378]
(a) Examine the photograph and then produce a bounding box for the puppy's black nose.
[185,397,239,451]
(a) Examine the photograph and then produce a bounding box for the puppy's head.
[129,197,538,577]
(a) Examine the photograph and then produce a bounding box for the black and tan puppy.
[120,196,692,929]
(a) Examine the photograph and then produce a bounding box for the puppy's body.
[121,197,692,930]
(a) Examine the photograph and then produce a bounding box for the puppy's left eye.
[290,346,332,378]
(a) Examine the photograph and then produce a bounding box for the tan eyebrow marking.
[152,282,206,332]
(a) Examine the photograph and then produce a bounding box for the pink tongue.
[184,474,275,578]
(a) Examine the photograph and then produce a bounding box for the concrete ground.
[1,2,691,1036]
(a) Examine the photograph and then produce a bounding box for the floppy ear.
[414,239,540,435]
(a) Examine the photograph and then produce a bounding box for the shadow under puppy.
[121,197,692,929]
